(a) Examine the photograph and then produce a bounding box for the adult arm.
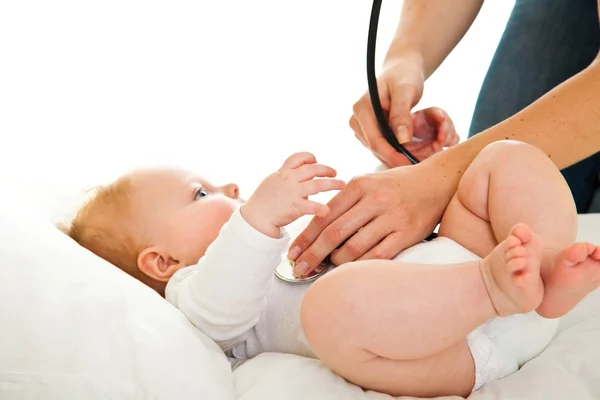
[351,0,484,167]
[290,48,600,275]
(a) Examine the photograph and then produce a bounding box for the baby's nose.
[222,183,239,199]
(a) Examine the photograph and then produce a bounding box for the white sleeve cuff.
[226,204,289,253]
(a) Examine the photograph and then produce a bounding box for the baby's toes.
[510,223,532,244]
[504,235,522,251]
[591,247,600,261]
[505,245,527,261]
[566,243,589,264]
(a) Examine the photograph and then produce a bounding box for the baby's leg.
[301,225,543,398]
[538,242,600,317]
[437,140,600,317]
[438,140,577,257]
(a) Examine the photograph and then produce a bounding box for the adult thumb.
[388,87,416,144]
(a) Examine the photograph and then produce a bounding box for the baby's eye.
[194,189,209,200]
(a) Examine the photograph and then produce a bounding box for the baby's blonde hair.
[63,175,149,285]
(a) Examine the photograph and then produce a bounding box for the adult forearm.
[385,0,485,78]
[429,56,600,199]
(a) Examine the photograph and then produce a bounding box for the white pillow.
[0,196,234,400]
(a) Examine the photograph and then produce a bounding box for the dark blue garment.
[468,0,600,212]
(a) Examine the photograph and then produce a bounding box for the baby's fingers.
[300,179,346,197]
[281,152,317,170]
[295,163,338,182]
[298,199,330,217]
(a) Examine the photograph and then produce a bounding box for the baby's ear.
[137,247,183,282]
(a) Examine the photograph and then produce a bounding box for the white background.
[0,0,514,220]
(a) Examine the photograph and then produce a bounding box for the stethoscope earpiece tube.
[367,0,438,241]
[367,0,419,165]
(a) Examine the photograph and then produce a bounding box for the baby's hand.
[241,152,345,238]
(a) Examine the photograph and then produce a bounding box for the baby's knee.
[479,140,549,165]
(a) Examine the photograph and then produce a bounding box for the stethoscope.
[275,0,421,283]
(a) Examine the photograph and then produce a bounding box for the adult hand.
[349,58,425,167]
[287,162,452,277]
[402,107,460,160]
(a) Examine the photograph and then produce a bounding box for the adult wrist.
[398,153,461,222]
[383,44,426,75]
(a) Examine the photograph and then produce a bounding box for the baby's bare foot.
[481,223,544,316]
[537,242,600,318]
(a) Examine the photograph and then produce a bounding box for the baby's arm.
[166,152,345,348]
[165,206,289,347]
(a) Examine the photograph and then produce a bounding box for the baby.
[64,142,600,398]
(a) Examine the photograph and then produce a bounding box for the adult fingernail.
[396,126,410,143]
[293,260,309,277]
[288,246,301,261]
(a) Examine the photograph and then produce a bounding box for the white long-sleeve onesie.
[165,205,317,363]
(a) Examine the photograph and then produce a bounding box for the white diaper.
[467,311,559,391]
[393,237,560,392]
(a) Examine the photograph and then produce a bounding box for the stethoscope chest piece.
[274,257,329,283]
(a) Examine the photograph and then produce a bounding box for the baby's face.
[131,167,241,269]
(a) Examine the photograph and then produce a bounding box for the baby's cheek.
[213,198,238,223]
[202,198,238,236]
[183,202,236,264]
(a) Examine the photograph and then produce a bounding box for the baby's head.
[65,167,240,295]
